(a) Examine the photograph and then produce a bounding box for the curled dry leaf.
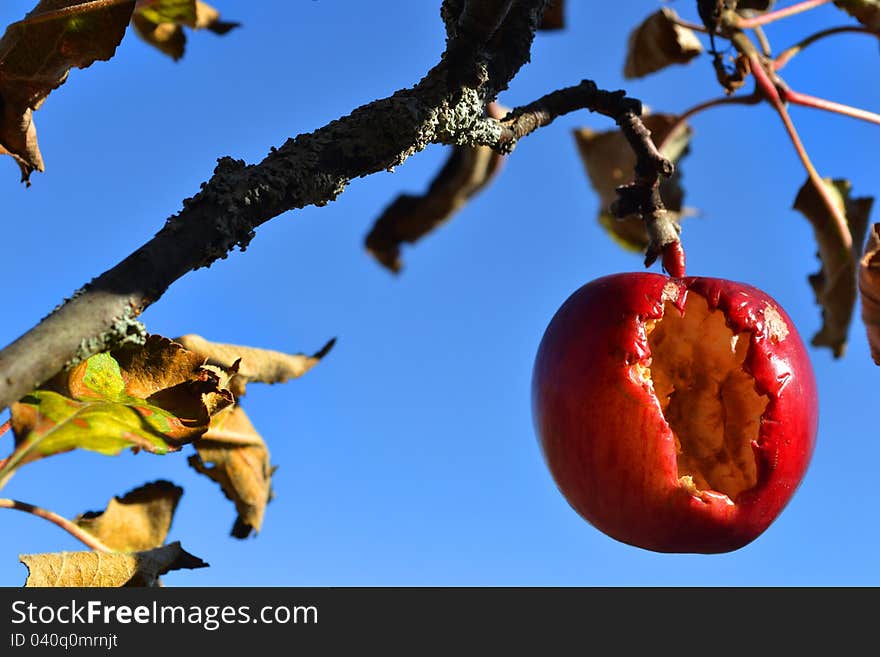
[189,406,273,538]
[833,0,880,29]
[9,335,234,469]
[859,224,880,364]
[0,0,136,183]
[573,113,693,252]
[794,178,874,358]
[21,541,207,587]
[75,480,183,552]
[623,8,703,80]
[538,0,565,31]
[132,0,240,61]
[174,334,335,398]
[365,102,509,273]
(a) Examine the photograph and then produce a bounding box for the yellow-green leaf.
[21,541,207,587]
[8,335,234,471]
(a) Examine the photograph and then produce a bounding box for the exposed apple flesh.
[532,274,818,553]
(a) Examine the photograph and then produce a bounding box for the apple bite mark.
[642,292,768,503]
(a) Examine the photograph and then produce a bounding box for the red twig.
[749,55,852,250]
[0,498,114,552]
[734,0,832,29]
[781,88,880,126]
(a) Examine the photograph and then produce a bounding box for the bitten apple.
[531,273,818,553]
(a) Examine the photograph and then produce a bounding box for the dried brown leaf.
[21,541,207,587]
[365,102,508,273]
[859,224,880,363]
[833,0,880,30]
[0,0,136,182]
[188,406,272,538]
[794,178,874,357]
[75,480,183,552]
[539,0,565,30]
[573,113,693,251]
[623,8,703,80]
[174,334,335,398]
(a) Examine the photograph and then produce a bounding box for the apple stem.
[732,0,832,30]
[0,497,114,552]
[662,241,687,278]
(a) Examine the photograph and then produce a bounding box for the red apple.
[531,273,818,553]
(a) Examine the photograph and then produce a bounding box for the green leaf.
[833,0,880,29]
[8,335,234,473]
[794,178,874,357]
[0,0,137,183]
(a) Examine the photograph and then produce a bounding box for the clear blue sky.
[1,1,878,586]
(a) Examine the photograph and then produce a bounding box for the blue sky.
[1,1,878,586]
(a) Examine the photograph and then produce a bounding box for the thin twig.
[782,88,880,126]
[657,91,762,152]
[0,420,9,439]
[749,54,852,249]
[753,26,773,56]
[668,15,710,33]
[0,498,114,552]
[733,0,832,29]
[491,79,676,265]
[775,26,880,69]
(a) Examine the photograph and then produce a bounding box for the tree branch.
[0,1,552,414]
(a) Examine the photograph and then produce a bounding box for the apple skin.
[531,273,818,553]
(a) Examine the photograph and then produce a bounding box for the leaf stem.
[0,498,113,552]
[657,91,762,152]
[668,15,710,33]
[733,0,832,29]
[781,88,880,126]
[749,54,853,249]
[752,26,773,56]
[775,26,879,69]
